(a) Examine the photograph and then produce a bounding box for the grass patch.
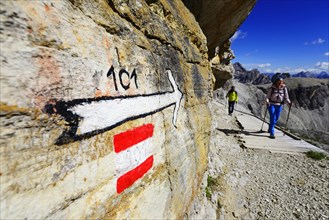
[205,176,219,200]
[206,187,212,199]
[305,151,327,160]
[205,176,215,199]
[207,176,216,187]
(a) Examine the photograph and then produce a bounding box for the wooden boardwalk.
[235,110,328,155]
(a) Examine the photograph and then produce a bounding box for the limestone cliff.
[0,0,254,219]
[184,0,257,89]
[183,0,257,56]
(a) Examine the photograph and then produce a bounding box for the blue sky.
[231,0,329,74]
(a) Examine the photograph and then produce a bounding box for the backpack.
[227,90,238,101]
[269,86,287,104]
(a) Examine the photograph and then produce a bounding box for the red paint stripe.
[114,124,154,153]
[117,155,154,194]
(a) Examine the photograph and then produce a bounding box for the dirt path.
[187,100,329,220]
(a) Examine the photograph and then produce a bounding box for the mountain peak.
[233,62,246,72]
[233,62,271,85]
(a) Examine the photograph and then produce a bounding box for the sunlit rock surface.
[0,0,254,219]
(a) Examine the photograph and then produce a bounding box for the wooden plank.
[235,112,327,155]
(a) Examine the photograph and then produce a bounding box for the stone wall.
[0,0,254,219]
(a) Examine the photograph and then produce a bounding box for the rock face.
[210,41,236,90]
[183,0,257,56]
[183,0,257,90]
[0,0,254,219]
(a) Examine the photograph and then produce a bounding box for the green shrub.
[206,187,212,199]
[207,176,216,187]
[205,176,217,200]
[305,151,327,160]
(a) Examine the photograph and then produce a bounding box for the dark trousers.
[228,101,236,114]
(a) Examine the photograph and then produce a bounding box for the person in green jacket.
[226,86,238,115]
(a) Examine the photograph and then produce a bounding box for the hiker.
[266,75,291,139]
[226,86,238,115]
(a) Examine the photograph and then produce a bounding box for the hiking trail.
[187,100,329,220]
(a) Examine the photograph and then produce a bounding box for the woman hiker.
[226,86,238,115]
[266,76,291,139]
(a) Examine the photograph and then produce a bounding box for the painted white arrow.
[68,70,183,135]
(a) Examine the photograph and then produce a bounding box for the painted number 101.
[107,66,138,91]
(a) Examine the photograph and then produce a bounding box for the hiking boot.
[269,134,275,139]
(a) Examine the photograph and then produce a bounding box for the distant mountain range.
[291,71,329,79]
[262,70,329,79]
[233,62,329,81]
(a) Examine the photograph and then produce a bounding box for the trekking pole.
[285,103,292,129]
[260,104,268,132]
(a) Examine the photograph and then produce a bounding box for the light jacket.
[266,84,290,105]
[226,90,238,102]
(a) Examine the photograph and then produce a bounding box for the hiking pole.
[225,97,227,114]
[285,103,292,129]
[260,104,268,132]
[282,103,292,136]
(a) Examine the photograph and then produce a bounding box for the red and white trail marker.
[114,123,155,194]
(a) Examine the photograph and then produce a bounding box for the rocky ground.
[187,100,329,220]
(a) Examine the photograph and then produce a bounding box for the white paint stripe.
[70,93,173,134]
[115,138,153,176]
[68,70,182,134]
